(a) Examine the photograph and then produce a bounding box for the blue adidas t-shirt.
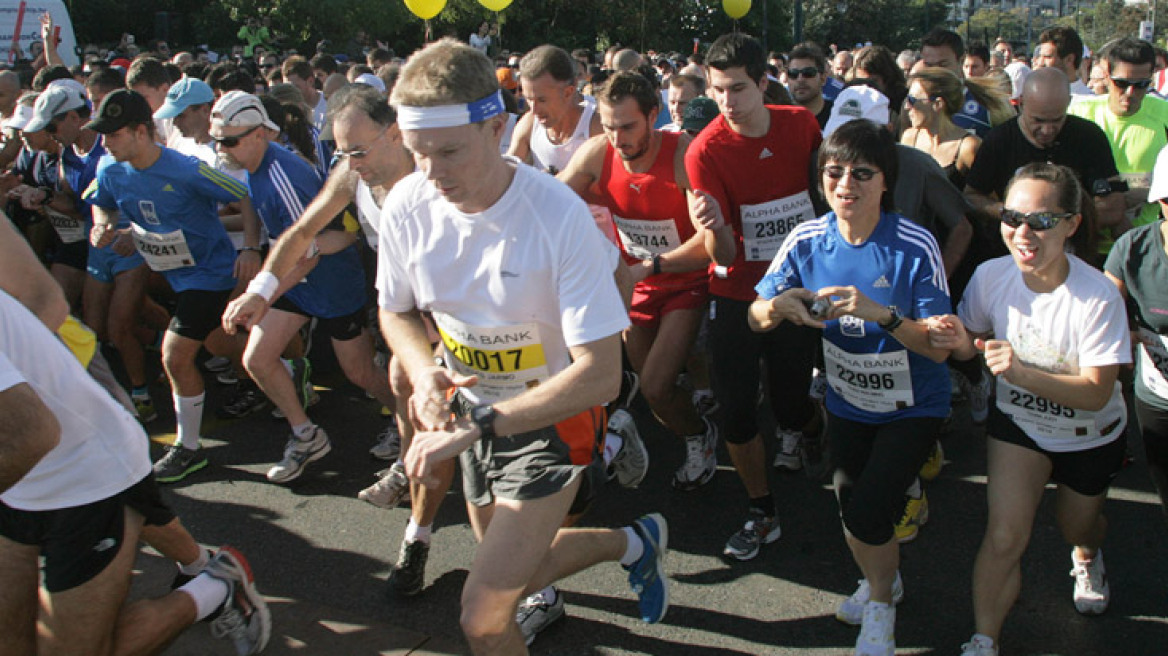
[249,143,365,318]
[85,148,247,293]
[756,211,952,422]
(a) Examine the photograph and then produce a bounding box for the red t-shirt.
[685,105,822,301]
[594,131,706,292]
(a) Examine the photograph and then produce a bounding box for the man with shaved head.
[965,66,1125,241]
[613,48,642,72]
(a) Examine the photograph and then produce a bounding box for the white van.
[0,0,77,67]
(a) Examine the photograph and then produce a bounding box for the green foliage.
[800,0,952,52]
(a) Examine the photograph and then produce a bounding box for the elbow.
[1083,391,1112,413]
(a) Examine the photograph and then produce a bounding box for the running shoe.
[517,587,566,646]
[966,370,993,424]
[134,395,158,423]
[217,382,269,419]
[773,427,803,471]
[216,369,239,386]
[1070,549,1110,615]
[616,369,640,409]
[153,446,208,483]
[949,368,968,404]
[692,389,720,418]
[919,441,945,481]
[608,408,648,488]
[624,513,669,623]
[358,462,410,509]
[854,601,895,656]
[808,366,827,401]
[203,355,232,373]
[836,572,904,626]
[205,546,271,656]
[370,421,402,461]
[723,508,780,561]
[266,426,331,483]
[672,420,717,491]
[960,634,999,655]
[894,491,929,544]
[387,539,429,597]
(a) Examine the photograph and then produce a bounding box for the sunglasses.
[904,95,937,107]
[211,124,260,148]
[822,165,880,182]
[335,130,388,161]
[999,208,1075,230]
[789,66,820,79]
[1110,77,1152,91]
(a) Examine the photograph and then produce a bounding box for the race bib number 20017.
[434,314,550,404]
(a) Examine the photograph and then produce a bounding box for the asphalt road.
[136,356,1168,656]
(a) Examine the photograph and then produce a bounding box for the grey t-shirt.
[893,144,970,240]
[1105,221,1168,409]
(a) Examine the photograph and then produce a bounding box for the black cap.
[84,89,154,134]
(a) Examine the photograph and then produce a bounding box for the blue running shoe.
[624,512,669,623]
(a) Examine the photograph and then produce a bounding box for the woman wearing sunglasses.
[929,163,1130,656]
[750,119,954,656]
[900,67,982,191]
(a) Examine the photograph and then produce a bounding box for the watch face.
[1092,179,1110,196]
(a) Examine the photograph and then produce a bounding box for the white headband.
[395,90,506,130]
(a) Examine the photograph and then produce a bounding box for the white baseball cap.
[1148,146,1168,204]
[822,85,890,138]
[211,90,279,132]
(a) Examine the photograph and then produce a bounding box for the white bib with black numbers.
[740,191,815,262]
[995,378,1122,440]
[613,214,681,259]
[131,224,195,271]
[47,210,86,243]
[434,313,550,404]
[1138,327,1168,399]
[823,339,914,413]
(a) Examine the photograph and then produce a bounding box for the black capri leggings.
[830,412,943,545]
[1134,397,1168,517]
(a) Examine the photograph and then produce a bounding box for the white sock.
[619,526,643,567]
[174,392,205,450]
[178,547,212,576]
[404,518,431,544]
[178,572,230,621]
[292,421,315,439]
[603,433,623,465]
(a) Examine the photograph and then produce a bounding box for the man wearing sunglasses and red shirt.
[1069,37,1168,250]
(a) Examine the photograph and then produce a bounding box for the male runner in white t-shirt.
[380,38,669,653]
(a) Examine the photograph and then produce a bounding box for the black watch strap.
[469,404,498,439]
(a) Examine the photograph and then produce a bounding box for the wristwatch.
[878,305,903,332]
[469,404,498,439]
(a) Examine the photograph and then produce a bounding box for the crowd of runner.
[2,11,1168,656]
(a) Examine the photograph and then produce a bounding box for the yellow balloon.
[722,0,751,20]
[479,0,513,10]
[404,0,446,20]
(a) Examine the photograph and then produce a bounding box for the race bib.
[995,378,1119,440]
[47,210,85,243]
[740,191,815,262]
[1121,172,1152,189]
[434,314,550,404]
[131,224,195,271]
[823,340,914,413]
[1137,327,1168,398]
[613,215,681,259]
[587,204,620,248]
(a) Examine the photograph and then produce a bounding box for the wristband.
[246,271,279,302]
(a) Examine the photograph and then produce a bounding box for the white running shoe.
[1070,549,1110,615]
[608,409,648,488]
[672,419,717,490]
[516,587,566,646]
[358,461,410,509]
[267,426,331,483]
[854,601,895,656]
[370,422,402,461]
[836,572,904,626]
[960,634,999,655]
[966,371,993,424]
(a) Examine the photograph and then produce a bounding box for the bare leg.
[0,534,39,656]
[845,532,899,603]
[243,308,310,427]
[624,309,704,437]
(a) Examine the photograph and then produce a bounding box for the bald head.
[613,49,642,72]
[1021,66,1071,108]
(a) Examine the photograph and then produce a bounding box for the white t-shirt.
[377,159,628,405]
[0,290,150,511]
[959,255,1130,451]
[355,179,381,249]
[469,33,491,54]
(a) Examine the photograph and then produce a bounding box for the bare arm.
[941,216,972,278]
[39,13,63,68]
[506,112,535,164]
[1093,190,1130,232]
[0,215,68,330]
[963,184,1002,217]
[555,135,606,196]
[0,382,60,495]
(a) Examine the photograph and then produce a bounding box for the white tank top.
[355,180,381,250]
[530,97,595,175]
